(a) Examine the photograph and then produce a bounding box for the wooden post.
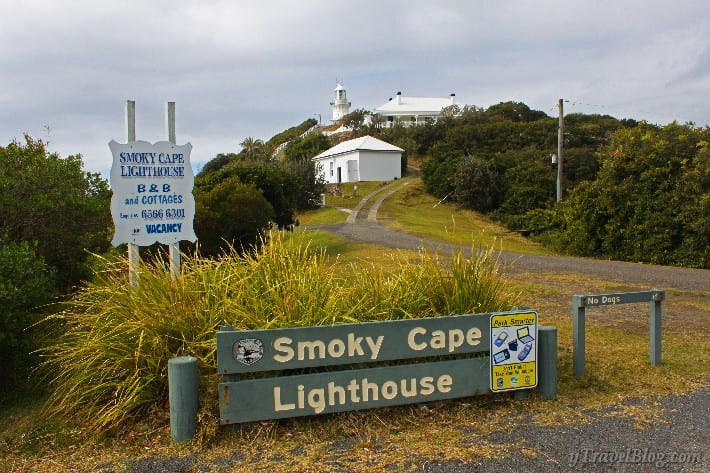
[572,295,586,377]
[650,292,663,365]
[126,100,140,288]
[556,98,564,202]
[166,101,180,280]
[168,356,199,442]
[538,326,558,399]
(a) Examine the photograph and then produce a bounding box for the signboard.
[217,310,536,424]
[220,358,489,424]
[489,311,538,392]
[576,290,665,307]
[572,290,664,376]
[109,140,196,246]
[217,312,490,374]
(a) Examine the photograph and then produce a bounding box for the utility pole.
[557,98,564,202]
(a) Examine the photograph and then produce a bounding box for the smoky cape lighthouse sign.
[109,140,197,246]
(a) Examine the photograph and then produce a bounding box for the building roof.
[313,135,403,160]
[374,94,455,115]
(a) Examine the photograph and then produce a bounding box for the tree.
[450,156,501,212]
[196,161,298,229]
[366,112,385,133]
[496,147,556,220]
[194,178,274,256]
[283,133,331,162]
[556,122,709,267]
[0,240,56,390]
[239,137,267,161]
[340,109,368,137]
[0,136,111,291]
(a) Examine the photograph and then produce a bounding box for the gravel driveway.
[312,221,708,292]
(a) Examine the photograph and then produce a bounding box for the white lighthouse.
[330,82,351,122]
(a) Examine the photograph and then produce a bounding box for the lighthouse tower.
[330,82,351,122]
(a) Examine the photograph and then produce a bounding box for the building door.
[347,160,358,182]
[337,167,342,183]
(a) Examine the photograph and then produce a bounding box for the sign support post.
[126,100,140,288]
[650,292,663,366]
[572,290,665,377]
[571,295,586,377]
[166,101,180,280]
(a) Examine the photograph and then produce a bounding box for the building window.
[330,162,334,177]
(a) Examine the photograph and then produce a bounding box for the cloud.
[1,0,708,174]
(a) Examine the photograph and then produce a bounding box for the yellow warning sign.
[490,311,538,392]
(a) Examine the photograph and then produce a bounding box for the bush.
[555,122,709,268]
[40,232,518,435]
[193,178,274,257]
[0,240,56,390]
[0,136,111,291]
[450,156,501,212]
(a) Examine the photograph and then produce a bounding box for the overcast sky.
[2,0,708,176]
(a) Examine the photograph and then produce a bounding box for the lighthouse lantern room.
[330,82,351,122]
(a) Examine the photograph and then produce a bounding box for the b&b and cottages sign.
[109,140,196,246]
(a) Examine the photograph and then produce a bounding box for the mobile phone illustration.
[493,348,510,364]
[517,343,533,361]
[494,331,509,347]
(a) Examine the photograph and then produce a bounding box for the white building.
[374,91,457,126]
[313,135,403,184]
[330,82,351,122]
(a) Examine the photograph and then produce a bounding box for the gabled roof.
[313,135,403,160]
[374,95,454,115]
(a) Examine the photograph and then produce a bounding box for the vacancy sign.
[109,140,196,246]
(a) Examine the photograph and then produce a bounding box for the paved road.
[309,180,708,292]
[311,221,709,292]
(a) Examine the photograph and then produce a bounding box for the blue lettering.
[145,223,182,234]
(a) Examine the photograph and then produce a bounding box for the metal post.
[650,293,663,365]
[572,295,585,377]
[168,356,199,442]
[166,102,181,280]
[538,326,557,399]
[556,98,564,202]
[126,100,140,288]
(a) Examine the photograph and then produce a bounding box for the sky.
[2,0,709,177]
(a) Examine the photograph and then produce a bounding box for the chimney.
[450,93,456,105]
[395,91,402,105]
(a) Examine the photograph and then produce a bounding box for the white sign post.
[110,100,196,286]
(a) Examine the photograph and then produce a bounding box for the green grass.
[297,206,349,226]
[380,180,553,255]
[323,181,391,209]
[297,178,552,255]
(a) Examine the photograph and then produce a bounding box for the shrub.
[0,136,111,291]
[0,240,56,390]
[40,233,518,435]
[450,156,501,212]
[193,178,274,256]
